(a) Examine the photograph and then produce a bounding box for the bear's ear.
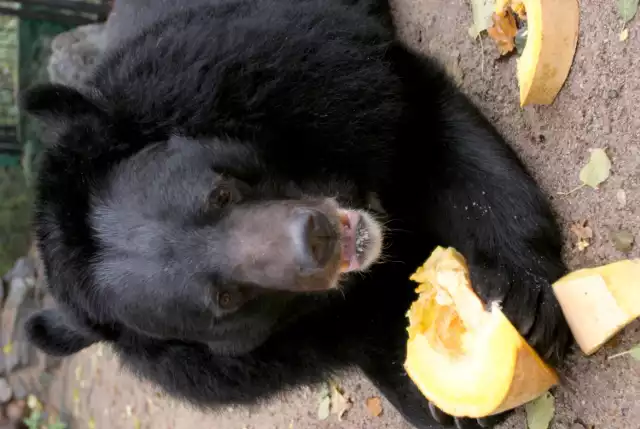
[20,83,103,124]
[24,308,97,357]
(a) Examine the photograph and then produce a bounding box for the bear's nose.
[291,209,337,272]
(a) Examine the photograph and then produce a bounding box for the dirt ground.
[43,0,640,428]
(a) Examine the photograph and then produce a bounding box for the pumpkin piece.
[552,259,640,356]
[496,0,580,106]
[404,247,559,418]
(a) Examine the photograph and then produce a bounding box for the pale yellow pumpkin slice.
[404,247,559,418]
[496,0,580,106]
[552,259,640,355]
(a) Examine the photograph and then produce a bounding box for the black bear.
[21,0,572,427]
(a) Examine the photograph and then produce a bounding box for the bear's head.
[21,83,386,357]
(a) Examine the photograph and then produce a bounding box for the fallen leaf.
[487,11,518,55]
[571,220,593,251]
[469,0,497,38]
[611,230,634,252]
[330,385,352,421]
[609,344,640,361]
[618,0,639,23]
[620,28,629,41]
[579,149,611,189]
[525,392,555,429]
[571,220,593,240]
[3,342,13,355]
[577,239,590,252]
[23,409,42,429]
[48,418,68,429]
[26,395,41,410]
[317,396,331,420]
[88,417,96,429]
[366,397,383,417]
[616,189,627,207]
[133,416,141,429]
[630,345,640,361]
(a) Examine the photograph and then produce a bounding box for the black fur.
[22,0,572,427]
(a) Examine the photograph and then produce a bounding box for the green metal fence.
[1,1,109,168]
[0,2,109,271]
[0,15,19,167]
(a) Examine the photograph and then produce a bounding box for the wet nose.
[291,210,337,271]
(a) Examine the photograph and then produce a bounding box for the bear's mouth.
[338,209,382,273]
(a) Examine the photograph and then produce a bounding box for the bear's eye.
[208,184,235,209]
[217,290,239,310]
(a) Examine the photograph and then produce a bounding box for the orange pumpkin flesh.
[404,247,559,418]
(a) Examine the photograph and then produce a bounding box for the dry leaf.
[330,385,352,421]
[620,28,629,41]
[570,220,593,240]
[611,230,634,252]
[317,396,331,420]
[525,392,555,429]
[576,239,590,251]
[26,395,41,410]
[571,220,592,251]
[487,11,518,55]
[468,0,497,38]
[579,149,611,189]
[317,382,331,421]
[365,397,383,417]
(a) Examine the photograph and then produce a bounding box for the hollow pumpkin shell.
[497,0,580,106]
[404,247,559,418]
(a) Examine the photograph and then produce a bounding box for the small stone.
[0,378,12,403]
[48,24,108,87]
[616,189,626,207]
[9,376,27,399]
[5,399,26,421]
[607,89,619,99]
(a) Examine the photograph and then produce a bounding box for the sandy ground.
[43,0,640,428]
